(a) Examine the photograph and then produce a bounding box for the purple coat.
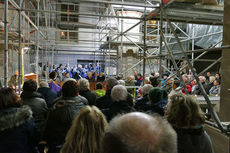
[48,82,61,93]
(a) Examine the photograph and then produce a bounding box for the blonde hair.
[78,78,90,91]
[61,106,108,153]
[167,94,205,128]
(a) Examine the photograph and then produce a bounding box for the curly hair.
[61,106,108,153]
[167,94,205,128]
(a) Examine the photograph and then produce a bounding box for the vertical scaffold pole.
[4,0,9,87]
[36,0,40,84]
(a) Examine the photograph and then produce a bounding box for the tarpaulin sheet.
[188,24,223,48]
[219,0,230,121]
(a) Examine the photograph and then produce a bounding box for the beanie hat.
[148,87,168,104]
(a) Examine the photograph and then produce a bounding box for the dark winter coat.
[135,94,150,112]
[194,82,209,95]
[0,106,40,153]
[175,125,214,153]
[102,100,135,122]
[21,91,48,132]
[147,100,168,116]
[79,90,96,106]
[37,87,57,108]
[96,90,113,110]
[44,96,86,152]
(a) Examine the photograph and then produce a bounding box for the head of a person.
[149,76,159,87]
[0,88,21,109]
[62,80,79,97]
[49,71,57,80]
[209,76,216,83]
[137,73,142,79]
[167,94,205,128]
[106,78,118,91]
[53,65,56,69]
[148,88,168,104]
[111,85,128,102]
[101,112,177,153]
[59,64,63,68]
[199,76,206,83]
[23,79,37,92]
[182,74,189,83]
[154,72,159,78]
[117,80,126,86]
[207,72,211,77]
[77,78,90,91]
[163,73,169,79]
[39,81,49,88]
[215,73,220,79]
[172,80,180,90]
[214,80,220,86]
[128,76,135,81]
[61,106,108,153]
[96,82,103,90]
[142,84,153,96]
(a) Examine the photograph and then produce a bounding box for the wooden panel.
[205,124,230,153]
[219,0,230,121]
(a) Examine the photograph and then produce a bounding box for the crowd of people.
[0,67,220,153]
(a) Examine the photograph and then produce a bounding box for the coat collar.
[0,106,32,131]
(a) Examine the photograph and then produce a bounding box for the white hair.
[64,78,76,83]
[111,85,128,102]
[78,78,90,91]
[101,112,177,153]
[117,80,125,86]
[40,81,49,88]
[142,84,153,96]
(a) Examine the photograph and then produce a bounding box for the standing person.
[101,112,177,153]
[78,78,96,106]
[48,71,62,95]
[102,85,135,122]
[37,82,57,108]
[166,94,214,153]
[168,79,182,98]
[0,88,40,153]
[96,78,118,110]
[21,80,48,133]
[44,80,87,153]
[160,73,169,88]
[135,84,153,111]
[97,72,105,82]
[60,106,107,153]
[93,82,106,98]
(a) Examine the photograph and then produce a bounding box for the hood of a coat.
[0,105,33,131]
[20,91,43,99]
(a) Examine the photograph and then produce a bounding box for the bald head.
[101,112,177,153]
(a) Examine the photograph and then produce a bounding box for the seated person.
[209,80,221,95]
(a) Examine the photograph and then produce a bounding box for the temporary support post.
[143,1,147,85]
[18,0,22,94]
[4,0,9,87]
[159,0,163,77]
[36,0,40,84]
[162,9,225,132]
[120,0,124,73]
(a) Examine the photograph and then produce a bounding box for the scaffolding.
[1,0,230,133]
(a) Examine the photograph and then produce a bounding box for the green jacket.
[93,89,106,98]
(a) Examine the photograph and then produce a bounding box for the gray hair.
[107,77,118,91]
[64,78,76,83]
[142,84,153,96]
[101,112,177,153]
[40,81,49,88]
[111,85,128,102]
[117,80,125,86]
[78,78,89,91]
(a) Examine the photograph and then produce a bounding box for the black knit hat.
[148,87,168,104]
